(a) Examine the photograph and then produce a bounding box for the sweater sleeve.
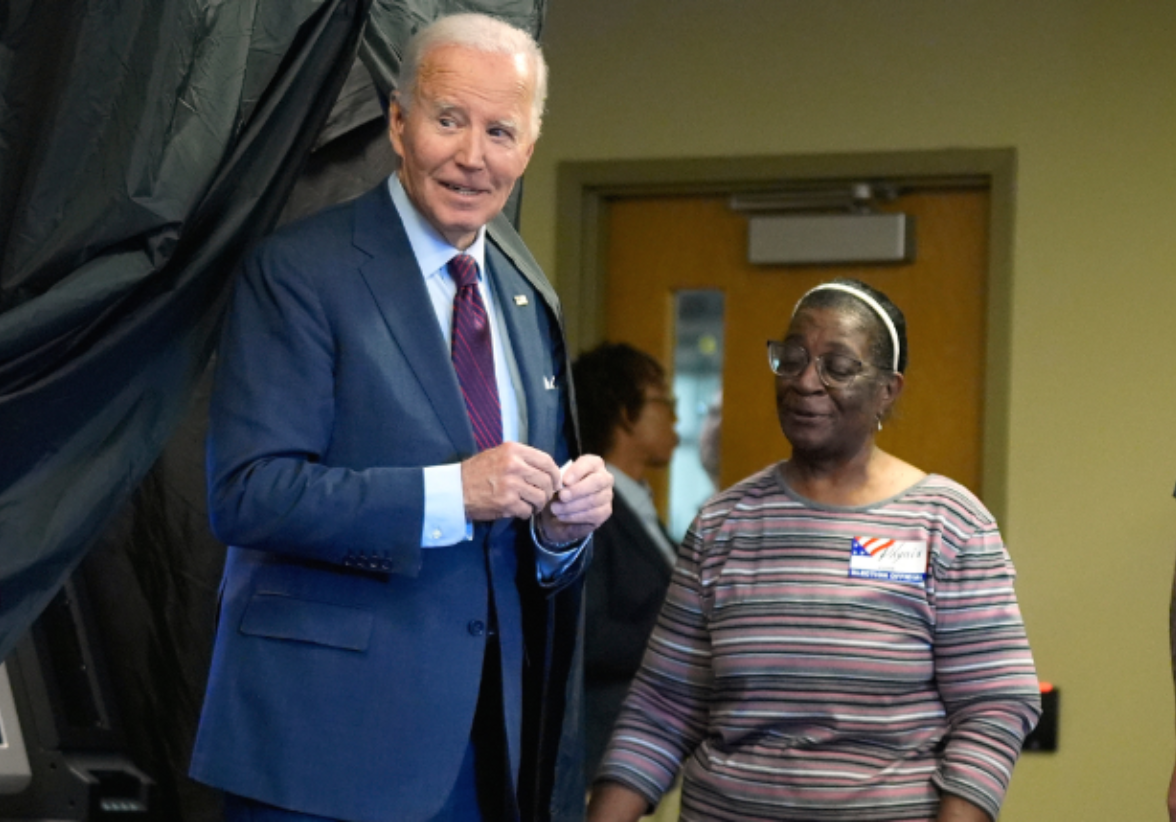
[593,517,715,806]
[930,515,1042,819]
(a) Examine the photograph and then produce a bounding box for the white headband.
[793,283,901,373]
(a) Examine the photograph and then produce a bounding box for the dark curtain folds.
[0,0,374,665]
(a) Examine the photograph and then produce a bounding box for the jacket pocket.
[239,592,374,652]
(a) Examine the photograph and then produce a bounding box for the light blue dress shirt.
[388,176,584,579]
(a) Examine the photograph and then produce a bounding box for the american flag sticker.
[848,536,928,584]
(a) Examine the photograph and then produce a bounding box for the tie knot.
[447,254,479,289]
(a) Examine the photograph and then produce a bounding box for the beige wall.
[520,1,1176,818]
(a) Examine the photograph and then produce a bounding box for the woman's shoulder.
[686,464,791,536]
[897,473,998,529]
[677,466,788,566]
[703,464,786,508]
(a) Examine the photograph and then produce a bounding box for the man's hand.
[536,454,613,545]
[461,442,562,522]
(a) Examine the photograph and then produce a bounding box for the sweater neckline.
[771,463,935,513]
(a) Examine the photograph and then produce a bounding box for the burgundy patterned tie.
[448,254,502,451]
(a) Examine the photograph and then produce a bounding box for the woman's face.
[775,306,897,463]
[627,379,680,470]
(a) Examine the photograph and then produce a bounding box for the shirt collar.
[607,463,655,508]
[388,174,487,281]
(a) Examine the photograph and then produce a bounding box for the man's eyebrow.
[425,99,523,134]
[490,117,522,132]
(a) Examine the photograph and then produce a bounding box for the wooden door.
[603,188,989,527]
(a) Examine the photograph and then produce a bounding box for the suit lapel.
[351,185,476,455]
[487,213,562,315]
[487,213,581,458]
[484,241,554,452]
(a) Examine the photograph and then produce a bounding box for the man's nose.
[455,129,486,167]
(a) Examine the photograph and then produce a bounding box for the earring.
[876,416,883,432]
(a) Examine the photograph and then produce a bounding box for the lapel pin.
[513,295,529,306]
[544,376,557,390]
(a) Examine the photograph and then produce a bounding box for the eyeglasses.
[644,393,678,411]
[766,340,889,389]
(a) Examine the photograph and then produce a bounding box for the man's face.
[389,44,537,250]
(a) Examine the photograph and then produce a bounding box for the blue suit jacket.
[190,184,586,822]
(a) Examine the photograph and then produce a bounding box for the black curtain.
[0,0,375,664]
[1,1,551,817]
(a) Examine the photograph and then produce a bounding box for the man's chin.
[437,205,491,231]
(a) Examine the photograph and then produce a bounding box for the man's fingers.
[547,458,613,529]
[512,444,561,486]
[550,496,611,524]
[550,503,611,529]
[524,467,557,496]
[543,498,611,541]
[517,481,551,515]
[462,442,563,521]
[550,483,609,512]
[558,454,605,487]
[463,447,615,523]
[555,467,613,504]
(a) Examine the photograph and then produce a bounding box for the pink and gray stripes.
[596,467,1041,822]
[448,254,501,452]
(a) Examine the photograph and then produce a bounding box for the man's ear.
[387,97,407,156]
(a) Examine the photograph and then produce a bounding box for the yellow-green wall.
[520,1,1176,818]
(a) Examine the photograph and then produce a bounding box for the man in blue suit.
[189,14,613,822]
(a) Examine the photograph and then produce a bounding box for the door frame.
[554,148,1016,518]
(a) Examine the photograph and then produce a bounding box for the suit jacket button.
[467,620,486,637]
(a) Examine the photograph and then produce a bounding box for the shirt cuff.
[422,464,472,547]
[530,517,590,586]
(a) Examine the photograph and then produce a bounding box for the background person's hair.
[396,13,548,139]
[573,342,667,456]
[794,278,909,374]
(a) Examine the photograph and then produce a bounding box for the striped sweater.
[596,465,1040,821]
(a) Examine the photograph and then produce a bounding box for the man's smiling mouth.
[442,181,483,195]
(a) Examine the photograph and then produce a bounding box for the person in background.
[588,278,1040,822]
[697,389,722,491]
[573,343,680,780]
[189,14,612,822]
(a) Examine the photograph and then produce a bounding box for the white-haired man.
[190,13,611,822]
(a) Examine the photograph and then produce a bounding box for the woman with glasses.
[587,279,1040,822]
